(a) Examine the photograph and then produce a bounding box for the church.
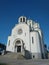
[6,16,47,59]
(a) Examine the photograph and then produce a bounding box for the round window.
[18,29,23,34]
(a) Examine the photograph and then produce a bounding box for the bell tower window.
[23,17,25,22]
[20,18,22,22]
[19,16,26,23]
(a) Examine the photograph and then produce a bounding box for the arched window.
[23,17,25,22]
[20,18,22,22]
[32,37,34,43]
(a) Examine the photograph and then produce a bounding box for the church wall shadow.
[24,50,32,59]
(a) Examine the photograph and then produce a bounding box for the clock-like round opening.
[18,29,23,35]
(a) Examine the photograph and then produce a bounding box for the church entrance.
[14,39,24,53]
[17,46,21,52]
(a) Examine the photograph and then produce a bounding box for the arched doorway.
[14,39,24,53]
[15,40,21,52]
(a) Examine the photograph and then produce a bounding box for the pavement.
[0,53,49,65]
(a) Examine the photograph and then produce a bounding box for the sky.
[0,0,49,48]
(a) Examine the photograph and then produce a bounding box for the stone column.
[21,40,22,53]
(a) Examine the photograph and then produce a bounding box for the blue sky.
[0,0,49,48]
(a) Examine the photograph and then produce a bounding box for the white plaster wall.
[6,36,12,52]
[30,31,41,53]
[34,28,45,57]
[6,23,30,52]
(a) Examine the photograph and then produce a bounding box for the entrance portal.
[14,39,24,53]
[17,46,21,52]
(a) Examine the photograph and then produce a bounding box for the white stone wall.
[6,23,30,52]
[30,31,41,53]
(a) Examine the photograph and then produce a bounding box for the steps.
[1,52,25,59]
[16,53,25,59]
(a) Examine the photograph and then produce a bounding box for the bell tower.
[18,16,27,23]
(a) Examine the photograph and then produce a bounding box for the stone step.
[16,53,25,59]
[1,52,25,59]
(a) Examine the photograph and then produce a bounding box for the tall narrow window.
[8,40,10,46]
[33,55,35,58]
[23,17,25,22]
[32,37,34,43]
[20,18,22,22]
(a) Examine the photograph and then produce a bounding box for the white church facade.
[6,16,46,59]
